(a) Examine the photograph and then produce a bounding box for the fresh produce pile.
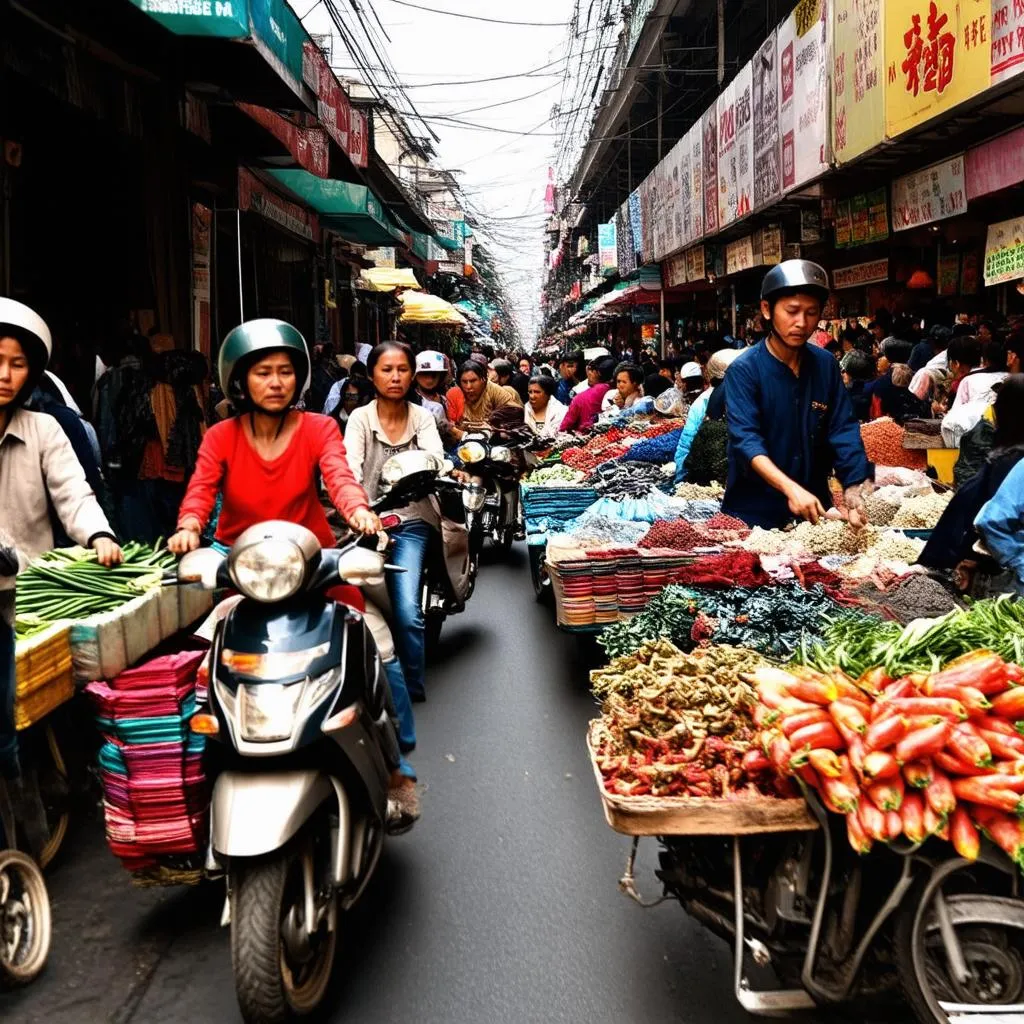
[15,543,174,626]
[525,464,586,486]
[799,596,1024,677]
[750,657,1024,867]
[590,641,793,799]
[598,582,861,660]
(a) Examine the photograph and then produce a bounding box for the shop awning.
[265,170,405,247]
[358,268,422,292]
[399,292,468,326]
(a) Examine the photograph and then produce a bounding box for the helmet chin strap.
[249,404,291,439]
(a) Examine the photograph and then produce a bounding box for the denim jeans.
[386,520,431,700]
[383,659,416,780]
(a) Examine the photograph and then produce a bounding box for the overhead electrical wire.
[376,0,569,27]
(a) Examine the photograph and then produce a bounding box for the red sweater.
[177,414,370,548]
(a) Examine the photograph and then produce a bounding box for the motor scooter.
[177,466,426,1024]
[644,785,1024,1022]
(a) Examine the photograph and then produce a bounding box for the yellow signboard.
[885,0,991,138]
[833,0,886,164]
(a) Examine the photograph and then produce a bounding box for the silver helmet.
[761,260,830,306]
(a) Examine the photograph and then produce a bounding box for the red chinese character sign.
[885,0,991,137]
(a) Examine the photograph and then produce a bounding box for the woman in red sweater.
[167,320,419,831]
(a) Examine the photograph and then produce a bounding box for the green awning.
[266,170,405,247]
[433,234,462,252]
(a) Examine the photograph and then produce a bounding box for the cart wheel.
[0,849,51,986]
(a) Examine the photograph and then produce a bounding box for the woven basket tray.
[587,722,818,837]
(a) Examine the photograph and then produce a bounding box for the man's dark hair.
[1006,330,1024,365]
[614,362,644,386]
[592,356,617,383]
[983,339,1007,371]
[928,325,953,350]
[490,359,514,383]
[844,350,877,383]
[948,335,982,369]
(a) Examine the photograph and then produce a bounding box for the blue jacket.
[673,388,711,483]
[723,340,871,528]
[975,456,1024,592]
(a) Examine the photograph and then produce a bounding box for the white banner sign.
[984,216,1024,286]
[734,62,754,221]
[892,155,967,231]
[833,258,889,289]
[752,30,781,210]
[717,79,738,228]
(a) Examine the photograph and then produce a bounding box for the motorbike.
[177,466,428,1024]
[456,431,538,557]
[374,449,476,650]
[640,786,1024,1022]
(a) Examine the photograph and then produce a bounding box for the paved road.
[8,546,830,1024]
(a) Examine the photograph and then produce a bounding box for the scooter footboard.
[211,770,333,858]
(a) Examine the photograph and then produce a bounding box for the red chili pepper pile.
[638,519,705,551]
[750,653,1024,867]
[674,551,772,587]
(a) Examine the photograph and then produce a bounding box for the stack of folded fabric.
[86,648,209,874]
[521,483,598,535]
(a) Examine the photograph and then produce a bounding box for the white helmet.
[0,298,52,405]
[416,350,446,374]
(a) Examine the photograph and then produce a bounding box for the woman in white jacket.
[523,375,567,438]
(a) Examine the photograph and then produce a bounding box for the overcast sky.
[299,0,584,344]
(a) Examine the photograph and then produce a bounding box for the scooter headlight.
[462,483,486,512]
[458,441,487,464]
[490,446,512,463]
[230,539,306,602]
[238,680,304,742]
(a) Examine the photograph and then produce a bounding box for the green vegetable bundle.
[797,595,1024,677]
[15,542,175,624]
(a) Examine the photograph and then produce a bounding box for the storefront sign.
[690,123,705,243]
[598,221,618,275]
[762,223,783,264]
[937,254,961,294]
[833,257,889,288]
[238,167,318,242]
[991,1,1024,84]
[984,215,1024,285]
[892,155,967,229]
[734,62,754,220]
[347,110,368,169]
[752,31,781,209]
[778,0,830,191]
[616,201,636,276]
[961,249,979,292]
[835,198,853,246]
[702,106,719,236]
[238,103,329,177]
[832,0,885,164]
[726,236,755,275]
[191,202,212,357]
[629,189,643,259]
[717,79,738,228]
[801,206,821,243]
[687,245,706,281]
[851,192,870,245]
[664,252,688,288]
[967,123,1024,200]
[130,0,248,36]
[868,187,889,240]
[304,41,350,153]
[249,0,306,97]
[884,0,992,139]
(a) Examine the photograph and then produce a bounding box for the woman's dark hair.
[1006,330,1024,365]
[342,377,375,405]
[458,359,486,381]
[592,356,617,383]
[367,341,414,378]
[844,350,877,383]
[993,375,1024,449]
[614,362,644,386]
[825,339,841,356]
[983,339,1006,370]
[528,374,556,398]
[948,335,982,369]
[348,360,368,379]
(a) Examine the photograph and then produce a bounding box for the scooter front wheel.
[231,848,337,1023]
[0,849,51,987]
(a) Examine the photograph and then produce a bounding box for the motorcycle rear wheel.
[0,849,51,987]
[231,849,337,1023]
[895,858,1024,1024]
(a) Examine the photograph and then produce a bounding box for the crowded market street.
[6,550,779,1024]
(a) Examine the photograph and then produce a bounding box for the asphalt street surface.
[7,546,851,1024]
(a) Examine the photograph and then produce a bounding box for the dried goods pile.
[890,492,952,529]
[750,658,1024,867]
[621,427,684,464]
[860,418,927,471]
[673,482,725,501]
[743,522,925,564]
[524,464,587,486]
[638,514,749,551]
[874,573,962,625]
[590,641,792,799]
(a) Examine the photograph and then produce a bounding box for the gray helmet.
[0,298,52,407]
[761,260,830,306]
[217,319,310,409]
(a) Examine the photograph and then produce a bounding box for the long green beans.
[15,542,175,624]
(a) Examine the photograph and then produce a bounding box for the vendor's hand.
[786,484,826,525]
[844,483,871,531]
[349,508,381,536]
[92,537,124,566]
[168,527,201,555]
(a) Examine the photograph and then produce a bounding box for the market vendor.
[0,299,122,573]
[722,261,872,529]
[451,359,522,441]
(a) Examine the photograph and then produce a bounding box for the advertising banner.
[891,154,967,230]
[734,62,754,220]
[690,121,705,243]
[752,31,781,209]
[868,187,890,240]
[598,222,618,275]
[967,124,1024,200]
[832,0,885,165]
[664,252,688,288]
[679,143,695,248]
[726,236,755,275]
[762,224,783,264]
[717,79,738,228]
[616,201,636,276]
[884,0,992,139]
[851,192,870,245]
[833,258,890,288]
[348,110,368,168]
[984,215,1024,285]
[835,199,853,246]
[778,0,830,191]
[991,1,1024,84]
[937,254,960,294]
[629,189,643,259]
[702,106,719,237]
[687,245,706,281]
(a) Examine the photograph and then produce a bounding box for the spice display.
[864,493,901,526]
[673,482,725,501]
[743,522,925,563]
[870,531,927,563]
[751,657,1024,868]
[15,543,174,623]
[590,461,667,498]
[639,519,705,551]
[890,492,951,529]
[621,427,684,464]
[875,573,962,625]
[860,418,927,471]
[590,641,788,798]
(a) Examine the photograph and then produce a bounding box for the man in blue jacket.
[723,260,872,529]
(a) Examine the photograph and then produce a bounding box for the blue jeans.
[383,659,416,781]
[386,520,431,700]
